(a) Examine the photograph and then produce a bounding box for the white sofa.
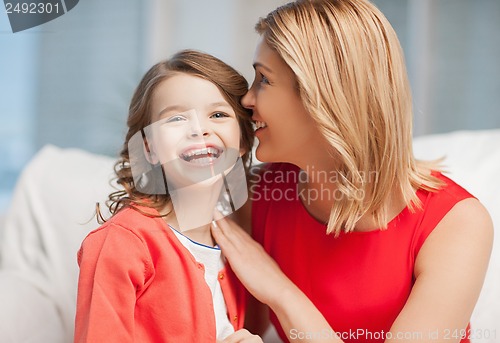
[0,129,499,343]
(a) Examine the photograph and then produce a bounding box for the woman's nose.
[241,88,255,109]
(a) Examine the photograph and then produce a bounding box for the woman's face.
[242,36,328,166]
[148,73,241,188]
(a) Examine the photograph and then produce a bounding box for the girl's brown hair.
[99,50,253,221]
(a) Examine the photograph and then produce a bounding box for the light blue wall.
[374,0,500,135]
[0,11,38,209]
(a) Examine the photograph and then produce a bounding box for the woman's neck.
[296,161,408,232]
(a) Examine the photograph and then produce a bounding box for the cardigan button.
[233,315,238,322]
[218,273,224,280]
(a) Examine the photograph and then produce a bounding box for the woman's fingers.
[220,329,263,343]
[211,214,290,305]
[213,210,239,237]
[211,220,232,248]
[212,211,254,250]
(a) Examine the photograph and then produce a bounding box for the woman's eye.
[260,73,270,85]
[211,112,229,119]
[166,115,186,123]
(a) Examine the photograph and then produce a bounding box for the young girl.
[74,50,257,342]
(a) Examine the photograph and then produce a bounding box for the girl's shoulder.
[78,206,166,264]
[86,205,163,242]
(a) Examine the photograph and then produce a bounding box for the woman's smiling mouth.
[253,120,268,133]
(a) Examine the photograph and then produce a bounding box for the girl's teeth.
[188,157,216,165]
[181,147,221,161]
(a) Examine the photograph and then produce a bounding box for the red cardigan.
[74,206,245,343]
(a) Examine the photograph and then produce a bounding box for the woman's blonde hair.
[99,50,254,221]
[257,0,443,235]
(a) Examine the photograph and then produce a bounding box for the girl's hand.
[218,329,263,343]
[211,214,292,307]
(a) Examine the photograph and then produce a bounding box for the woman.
[213,1,493,342]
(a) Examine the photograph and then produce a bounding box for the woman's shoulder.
[416,171,475,219]
[414,196,493,277]
[430,171,493,239]
[430,171,474,200]
[399,195,493,339]
[414,171,493,258]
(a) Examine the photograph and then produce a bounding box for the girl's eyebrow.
[157,102,232,118]
[208,102,232,109]
[253,62,273,74]
[157,105,186,118]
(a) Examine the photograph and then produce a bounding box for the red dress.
[252,163,473,343]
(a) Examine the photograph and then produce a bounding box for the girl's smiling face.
[148,73,241,188]
[242,36,329,167]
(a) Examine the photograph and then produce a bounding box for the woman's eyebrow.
[253,62,273,74]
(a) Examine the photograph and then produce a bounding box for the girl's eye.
[166,115,186,123]
[211,112,229,119]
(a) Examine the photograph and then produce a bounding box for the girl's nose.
[189,123,210,138]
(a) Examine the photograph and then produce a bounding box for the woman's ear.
[143,138,159,165]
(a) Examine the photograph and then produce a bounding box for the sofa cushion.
[0,145,116,342]
[413,129,500,342]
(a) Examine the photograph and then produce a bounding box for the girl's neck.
[162,207,216,246]
[160,175,224,246]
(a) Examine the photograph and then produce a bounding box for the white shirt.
[170,226,235,340]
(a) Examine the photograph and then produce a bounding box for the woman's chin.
[255,144,275,163]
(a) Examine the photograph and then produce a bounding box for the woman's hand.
[218,329,263,343]
[211,214,292,307]
[212,213,338,342]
